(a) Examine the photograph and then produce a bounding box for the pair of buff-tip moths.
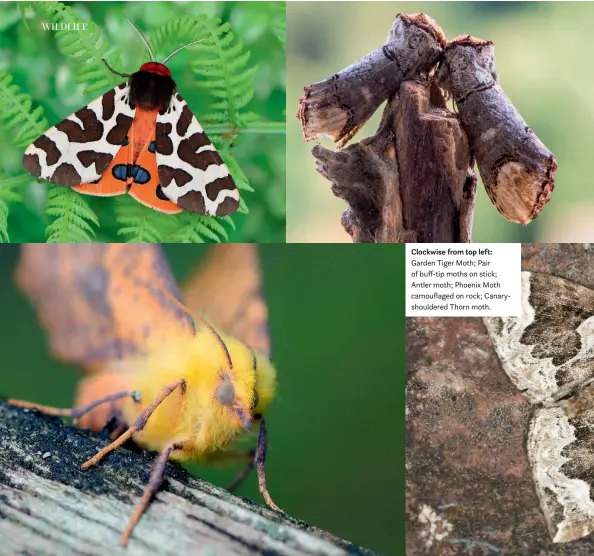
[8,244,280,547]
[23,19,239,217]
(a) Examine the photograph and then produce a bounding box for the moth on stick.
[22,19,239,216]
[441,37,556,225]
[8,244,278,546]
[297,13,446,148]
[298,13,557,242]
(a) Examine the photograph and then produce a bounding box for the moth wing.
[483,271,594,405]
[528,394,594,543]
[16,244,194,370]
[155,93,240,216]
[128,111,182,214]
[182,245,270,357]
[23,83,135,187]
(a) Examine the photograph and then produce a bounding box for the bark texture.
[0,402,375,556]
[312,81,476,243]
[406,244,594,555]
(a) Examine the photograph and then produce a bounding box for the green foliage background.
[0,1,286,243]
[0,244,405,555]
[287,2,593,243]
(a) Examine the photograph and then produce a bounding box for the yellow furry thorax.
[119,327,277,460]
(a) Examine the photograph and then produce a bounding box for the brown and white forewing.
[22,83,136,186]
[155,92,239,216]
[483,271,594,405]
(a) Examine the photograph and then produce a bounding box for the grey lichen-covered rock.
[407,244,594,555]
[0,402,375,556]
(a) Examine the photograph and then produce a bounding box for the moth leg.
[7,390,140,424]
[255,417,282,512]
[226,449,255,492]
[99,410,128,441]
[121,440,185,547]
[82,378,186,470]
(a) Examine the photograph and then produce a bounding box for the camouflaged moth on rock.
[485,272,594,543]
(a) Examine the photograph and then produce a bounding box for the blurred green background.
[0,1,286,242]
[287,2,593,243]
[0,244,405,555]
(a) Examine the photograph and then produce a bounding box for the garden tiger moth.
[22,19,240,217]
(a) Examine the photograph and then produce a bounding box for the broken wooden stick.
[441,36,556,225]
[312,81,476,243]
[0,402,375,556]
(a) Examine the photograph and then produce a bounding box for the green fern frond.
[221,215,236,232]
[164,213,231,243]
[0,175,26,243]
[28,2,122,96]
[270,2,286,46]
[192,18,259,129]
[114,196,177,243]
[45,186,99,242]
[148,15,209,61]
[0,70,48,147]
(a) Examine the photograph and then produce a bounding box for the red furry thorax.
[139,62,171,77]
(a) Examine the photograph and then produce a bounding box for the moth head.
[211,346,275,437]
[125,17,204,111]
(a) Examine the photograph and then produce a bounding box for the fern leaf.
[28,1,122,96]
[164,212,234,243]
[0,175,26,243]
[221,215,236,232]
[45,186,99,243]
[148,16,209,60]
[192,18,259,128]
[270,2,286,46]
[114,196,179,243]
[0,70,48,147]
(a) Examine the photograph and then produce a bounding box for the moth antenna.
[155,281,233,370]
[161,39,204,65]
[102,59,131,79]
[125,17,155,61]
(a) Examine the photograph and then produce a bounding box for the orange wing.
[73,108,182,214]
[128,109,181,214]
[182,245,270,356]
[16,244,194,370]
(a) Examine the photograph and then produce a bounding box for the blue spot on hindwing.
[112,164,150,184]
[122,136,129,146]
[148,141,156,153]
[156,185,169,200]
[112,164,128,181]
[131,165,150,184]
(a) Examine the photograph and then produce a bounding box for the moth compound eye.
[215,381,235,407]
[251,390,259,410]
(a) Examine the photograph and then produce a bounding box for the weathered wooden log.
[0,402,375,556]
